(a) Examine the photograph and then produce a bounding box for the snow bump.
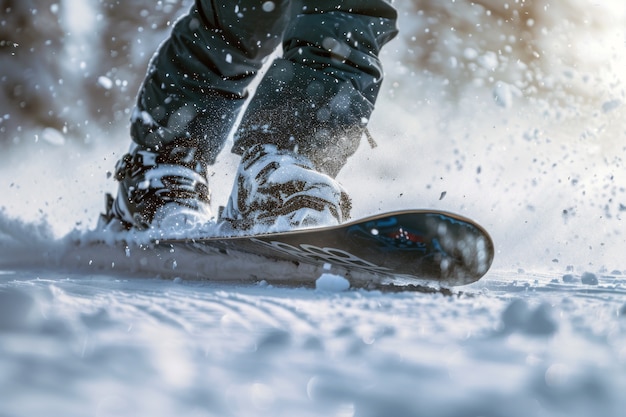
[500,299,558,336]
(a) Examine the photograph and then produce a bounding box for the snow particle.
[256,329,291,353]
[562,274,576,283]
[581,272,598,285]
[97,76,113,90]
[492,82,521,108]
[463,47,478,60]
[602,99,621,113]
[188,18,200,31]
[500,299,558,336]
[545,363,571,388]
[501,298,530,330]
[250,382,275,410]
[307,376,322,400]
[40,127,66,146]
[262,1,276,12]
[315,273,350,292]
[526,304,558,336]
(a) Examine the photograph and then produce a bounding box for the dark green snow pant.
[131,0,398,177]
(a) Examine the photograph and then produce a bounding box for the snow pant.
[130,0,398,177]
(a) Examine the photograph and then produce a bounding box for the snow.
[315,271,351,292]
[262,2,276,13]
[2,1,626,416]
[39,127,66,146]
[1,271,625,417]
[97,75,114,90]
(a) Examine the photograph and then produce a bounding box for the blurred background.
[1,0,190,147]
[2,0,623,147]
[1,0,625,271]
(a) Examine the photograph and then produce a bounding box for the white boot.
[220,144,351,234]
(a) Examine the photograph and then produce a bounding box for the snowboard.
[156,209,494,287]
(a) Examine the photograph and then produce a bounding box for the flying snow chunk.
[463,47,479,60]
[478,51,498,70]
[315,273,350,292]
[97,76,113,90]
[40,127,66,146]
[602,99,621,113]
[262,1,275,12]
[492,82,521,109]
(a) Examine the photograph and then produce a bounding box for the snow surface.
[2,1,626,416]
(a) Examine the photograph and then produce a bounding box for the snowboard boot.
[220,144,351,233]
[101,139,212,231]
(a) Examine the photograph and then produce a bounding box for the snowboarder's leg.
[104,0,291,230]
[131,0,292,164]
[233,0,398,177]
[222,0,398,231]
